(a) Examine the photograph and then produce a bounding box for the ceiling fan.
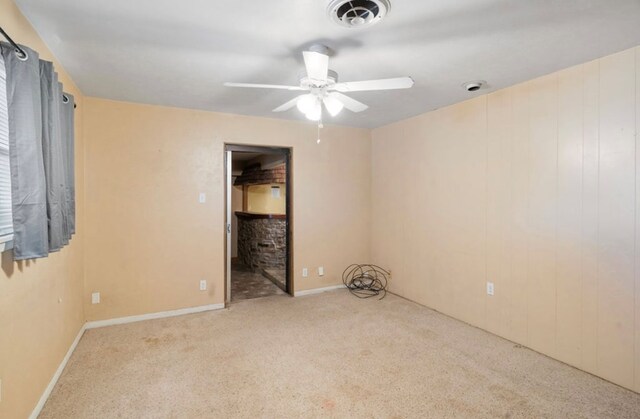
[224,44,414,122]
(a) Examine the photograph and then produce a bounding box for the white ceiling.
[15,0,640,128]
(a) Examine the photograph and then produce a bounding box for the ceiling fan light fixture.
[306,108,322,122]
[296,94,317,114]
[305,98,322,121]
[323,95,344,117]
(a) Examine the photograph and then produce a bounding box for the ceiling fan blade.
[331,77,414,92]
[302,51,329,82]
[224,82,305,91]
[272,95,304,112]
[329,92,368,113]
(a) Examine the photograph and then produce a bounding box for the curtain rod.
[0,25,28,59]
[0,25,77,109]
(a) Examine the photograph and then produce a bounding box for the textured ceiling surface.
[15,0,640,128]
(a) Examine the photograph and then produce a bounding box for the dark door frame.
[224,144,293,303]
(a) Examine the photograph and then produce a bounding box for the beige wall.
[247,183,286,214]
[0,0,85,417]
[84,98,371,320]
[372,46,640,392]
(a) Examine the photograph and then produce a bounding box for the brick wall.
[234,163,286,186]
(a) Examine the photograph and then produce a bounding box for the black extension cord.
[342,264,390,300]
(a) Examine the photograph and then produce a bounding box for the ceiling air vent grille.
[327,0,391,28]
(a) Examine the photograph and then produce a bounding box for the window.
[0,53,13,250]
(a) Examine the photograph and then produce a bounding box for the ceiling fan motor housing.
[327,0,391,28]
[299,69,339,89]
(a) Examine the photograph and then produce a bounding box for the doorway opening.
[225,145,292,303]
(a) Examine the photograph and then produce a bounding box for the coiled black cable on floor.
[342,264,390,299]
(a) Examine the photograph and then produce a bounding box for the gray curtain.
[1,42,76,260]
[1,42,48,260]
[39,61,66,251]
[56,81,70,245]
[61,92,75,236]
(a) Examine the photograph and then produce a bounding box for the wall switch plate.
[302,268,308,278]
[486,282,494,296]
[91,292,100,304]
[318,266,324,276]
[199,280,207,291]
[199,192,206,203]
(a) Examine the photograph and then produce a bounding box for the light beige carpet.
[40,290,639,418]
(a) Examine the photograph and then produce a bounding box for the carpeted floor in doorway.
[39,290,640,418]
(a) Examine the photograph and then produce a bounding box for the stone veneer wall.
[237,215,286,272]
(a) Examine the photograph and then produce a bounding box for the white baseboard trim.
[29,324,86,419]
[85,303,226,329]
[295,284,346,297]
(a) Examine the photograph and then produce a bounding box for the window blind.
[0,52,13,241]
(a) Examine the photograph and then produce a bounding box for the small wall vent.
[327,0,391,29]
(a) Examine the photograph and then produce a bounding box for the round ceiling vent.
[327,0,391,29]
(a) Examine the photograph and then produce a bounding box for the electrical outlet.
[302,268,308,278]
[199,192,206,203]
[318,266,324,276]
[486,282,495,296]
[91,292,100,304]
[199,280,207,291]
